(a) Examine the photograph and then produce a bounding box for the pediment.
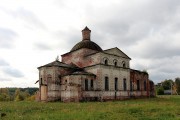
[104,47,131,59]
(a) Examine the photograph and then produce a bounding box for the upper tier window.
[122,61,126,68]
[103,57,108,65]
[113,59,118,66]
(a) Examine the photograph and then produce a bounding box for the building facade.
[36,27,155,102]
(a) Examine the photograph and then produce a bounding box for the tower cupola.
[82,26,91,41]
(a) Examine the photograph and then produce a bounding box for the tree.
[156,86,164,95]
[0,88,10,101]
[175,77,180,94]
[162,79,174,90]
[14,89,30,101]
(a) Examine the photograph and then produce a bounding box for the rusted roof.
[82,26,91,32]
[130,69,148,75]
[70,71,96,76]
[70,40,103,52]
[38,60,75,69]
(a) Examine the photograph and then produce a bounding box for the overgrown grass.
[0,95,180,120]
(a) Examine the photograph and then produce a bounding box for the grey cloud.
[0,59,24,78]
[16,8,46,29]
[0,27,17,48]
[132,56,180,83]
[0,7,46,30]
[55,0,180,83]
[2,67,24,78]
[34,43,52,50]
[85,0,180,49]
[131,37,180,59]
[53,28,81,51]
[0,77,11,81]
[0,58,9,66]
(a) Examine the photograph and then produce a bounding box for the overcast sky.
[0,0,180,87]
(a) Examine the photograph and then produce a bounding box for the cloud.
[52,28,81,51]
[0,0,180,87]
[0,59,24,79]
[0,27,17,48]
[2,67,24,78]
[0,58,9,66]
[34,43,52,50]
[83,0,180,49]
[0,7,46,30]
[0,77,11,81]
[15,8,46,30]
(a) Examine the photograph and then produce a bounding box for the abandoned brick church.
[36,27,155,102]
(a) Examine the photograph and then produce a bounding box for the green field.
[0,96,180,120]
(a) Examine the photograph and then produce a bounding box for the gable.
[104,47,131,59]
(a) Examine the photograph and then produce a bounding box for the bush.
[26,95,36,101]
[157,87,164,95]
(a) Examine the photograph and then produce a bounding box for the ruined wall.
[100,52,130,68]
[99,52,130,91]
[130,70,150,97]
[61,48,100,68]
[39,66,72,101]
[101,66,130,91]
[83,52,131,101]
[61,75,95,102]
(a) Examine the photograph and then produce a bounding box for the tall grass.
[0,96,180,120]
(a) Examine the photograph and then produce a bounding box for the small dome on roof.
[70,26,102,52]
[70,40,102,52]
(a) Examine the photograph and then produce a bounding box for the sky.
[0,0,180,87]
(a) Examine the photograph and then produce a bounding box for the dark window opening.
[40,78,43,85]
[123,78,127,91]
[105,59,108,65]
[115,78,118,91]
[130,80,133,91]
[114,61,117,66]
[137,80,140,91]
[144,80,146,91]
[105,77,109,91]
[90,79,93,90]
[122,62,126,68]
[85,79,88,91]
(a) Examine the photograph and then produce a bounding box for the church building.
[36,27,155,102]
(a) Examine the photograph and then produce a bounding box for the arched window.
[123,78,127,91]
[137,80,140,91]
[90,79,93,90]
[113,59,118,66]
[105,77,109,91]
[47,74,52,84]
[85,79,88,91]
[115,78,118,91]
[130,80,133,91]
[122,61,126,68]
[103,57,108,65]
[144,80,146,91]
[105,59,108,65]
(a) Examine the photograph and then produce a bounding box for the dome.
[70,40,103,52]
[70,26,103,52]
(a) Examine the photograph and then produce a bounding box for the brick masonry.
[36,27,155,102]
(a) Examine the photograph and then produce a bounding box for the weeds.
[0,96,180,120]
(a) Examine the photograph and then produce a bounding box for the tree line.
[156,77,180,95]
[0,87,38,101]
